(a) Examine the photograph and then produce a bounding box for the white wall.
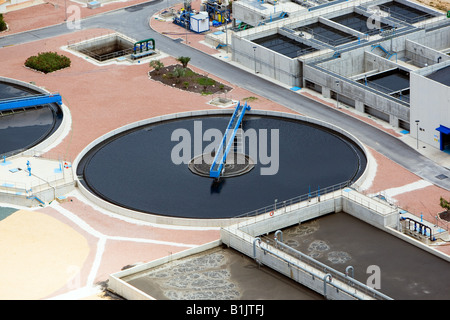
[410,67,450,149]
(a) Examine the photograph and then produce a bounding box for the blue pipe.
[27,196,45,205]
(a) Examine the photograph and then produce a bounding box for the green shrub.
[25,52,71,74]
[197,77,215,90]
[172,66,186,78]
[149,60,164,74]
[0,14,7,32]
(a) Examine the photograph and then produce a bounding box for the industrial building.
[229,0,450,148]
[411,64,450,152]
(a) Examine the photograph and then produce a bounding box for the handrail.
[78,47,134,62]
[271,237,392,299]
[0,93,62,112]
[252,235,392,299]
[234,180,351,219]
[209,101,251,178]
[308,65,410,107]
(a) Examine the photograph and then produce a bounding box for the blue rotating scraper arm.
[209,101,251,178]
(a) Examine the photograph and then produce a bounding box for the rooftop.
[426,65,450,87]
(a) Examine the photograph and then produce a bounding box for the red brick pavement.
[0,3,449,299]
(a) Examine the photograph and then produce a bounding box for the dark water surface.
[273,212,450,300]
[0,81,63,156]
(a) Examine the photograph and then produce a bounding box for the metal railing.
[233,180,351,220]
[0,170,74,205]
[308,64,411,107]
[0,149,75,205]
[67,32,137,62]
[76,47,134,62]
[257,233,392,299]
[295,26,360,47]
[358,77,411,103]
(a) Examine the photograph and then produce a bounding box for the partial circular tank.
[0,78,63,157]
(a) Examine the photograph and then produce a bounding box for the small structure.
[190,12,210,33]
[87,1,101,9]
[204,0,230,25]
[131,38,156,60]
[173,0,193,29]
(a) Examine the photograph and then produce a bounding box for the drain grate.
[436,174,448,180]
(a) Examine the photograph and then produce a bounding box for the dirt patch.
[149,64,233,95]
[415,0,450,11]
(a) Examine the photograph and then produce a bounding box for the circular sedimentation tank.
[75,110,368,225]
[0,78,64,157]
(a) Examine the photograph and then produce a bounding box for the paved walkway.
[0,0,449,300]
[1,0,154,35]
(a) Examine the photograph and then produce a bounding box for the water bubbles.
[145,251,241,300]
[327,251,351,264]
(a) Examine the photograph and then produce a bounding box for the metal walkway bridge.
[209,101,251,178]
[0,93,62,112]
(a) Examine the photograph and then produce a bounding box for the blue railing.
[0,93,62,112]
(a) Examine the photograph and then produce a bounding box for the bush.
[0,14,7,32]
[25,52,71,74]
[171,66,186,82]
[149,60,164,74]
[197,77,215,90]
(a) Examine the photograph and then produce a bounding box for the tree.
[177,56,191,68]
[149,60,164,75]
[0,14,7,32]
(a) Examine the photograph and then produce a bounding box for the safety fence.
[258,231,392,299]
[0,151,75,206]
[222,209,393,299]
[234,181,350,220]
[306,64,411,108]
[66,32,137,62]
[0,172,72,194]
[357,77,411,103]
[233,181,398,229]
[360,189,449,242]
[229,177,450,248]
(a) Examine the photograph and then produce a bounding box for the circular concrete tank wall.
[74,110,369,226]
[0,77,64,157]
